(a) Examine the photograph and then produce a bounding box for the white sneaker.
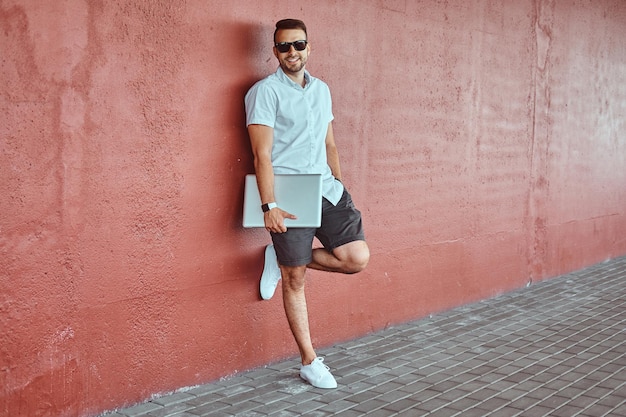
[300,357,337,389]
[260,244,281,300]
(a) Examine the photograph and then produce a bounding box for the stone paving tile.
[103,256,626,417]
[117,402,163,416]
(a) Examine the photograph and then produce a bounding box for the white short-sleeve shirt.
[245,67,344,205]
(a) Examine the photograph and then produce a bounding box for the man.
[244,18,370,389]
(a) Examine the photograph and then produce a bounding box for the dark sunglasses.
[274,40,308,53]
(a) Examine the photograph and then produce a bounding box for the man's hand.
[264,208,297,233]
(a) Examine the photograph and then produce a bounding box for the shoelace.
[314,357,330,370]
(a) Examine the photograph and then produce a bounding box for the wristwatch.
[261,202,278,212]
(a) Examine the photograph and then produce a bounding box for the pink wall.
[1,1,625,416]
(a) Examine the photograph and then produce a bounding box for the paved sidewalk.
[105,256,626,417]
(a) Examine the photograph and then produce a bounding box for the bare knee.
[345,251,369,273]
[336,242,370,274]
[280,265,307,292]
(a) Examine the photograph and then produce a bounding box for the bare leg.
[307,240,370,274]
[280,241,369,366]
[280,264,317,365]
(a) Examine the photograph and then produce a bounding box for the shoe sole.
[260,245,280,300]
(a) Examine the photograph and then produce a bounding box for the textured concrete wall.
[1,1,625,416]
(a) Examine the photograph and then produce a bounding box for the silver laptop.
[243,174,322,228]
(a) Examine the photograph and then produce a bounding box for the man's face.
[273,29,310,75]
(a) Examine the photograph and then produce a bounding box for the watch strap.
[261,202,278,212]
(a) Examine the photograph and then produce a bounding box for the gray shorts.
[271,188,366,267]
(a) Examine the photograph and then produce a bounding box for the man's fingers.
[281,209,297,220]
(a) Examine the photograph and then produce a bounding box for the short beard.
[280,56,307,74]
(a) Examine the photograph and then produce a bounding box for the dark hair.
[274,19,307,43]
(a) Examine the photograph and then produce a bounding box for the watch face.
[262,202,277,212]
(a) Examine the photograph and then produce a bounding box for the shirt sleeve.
[244,81,277,128]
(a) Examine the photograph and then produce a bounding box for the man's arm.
[248,124,295,232]
[248,124,276,204]
[325,123,342,181]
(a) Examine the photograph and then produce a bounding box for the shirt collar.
[275,67,311,89]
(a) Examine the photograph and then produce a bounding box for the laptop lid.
[243,174,322,228]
